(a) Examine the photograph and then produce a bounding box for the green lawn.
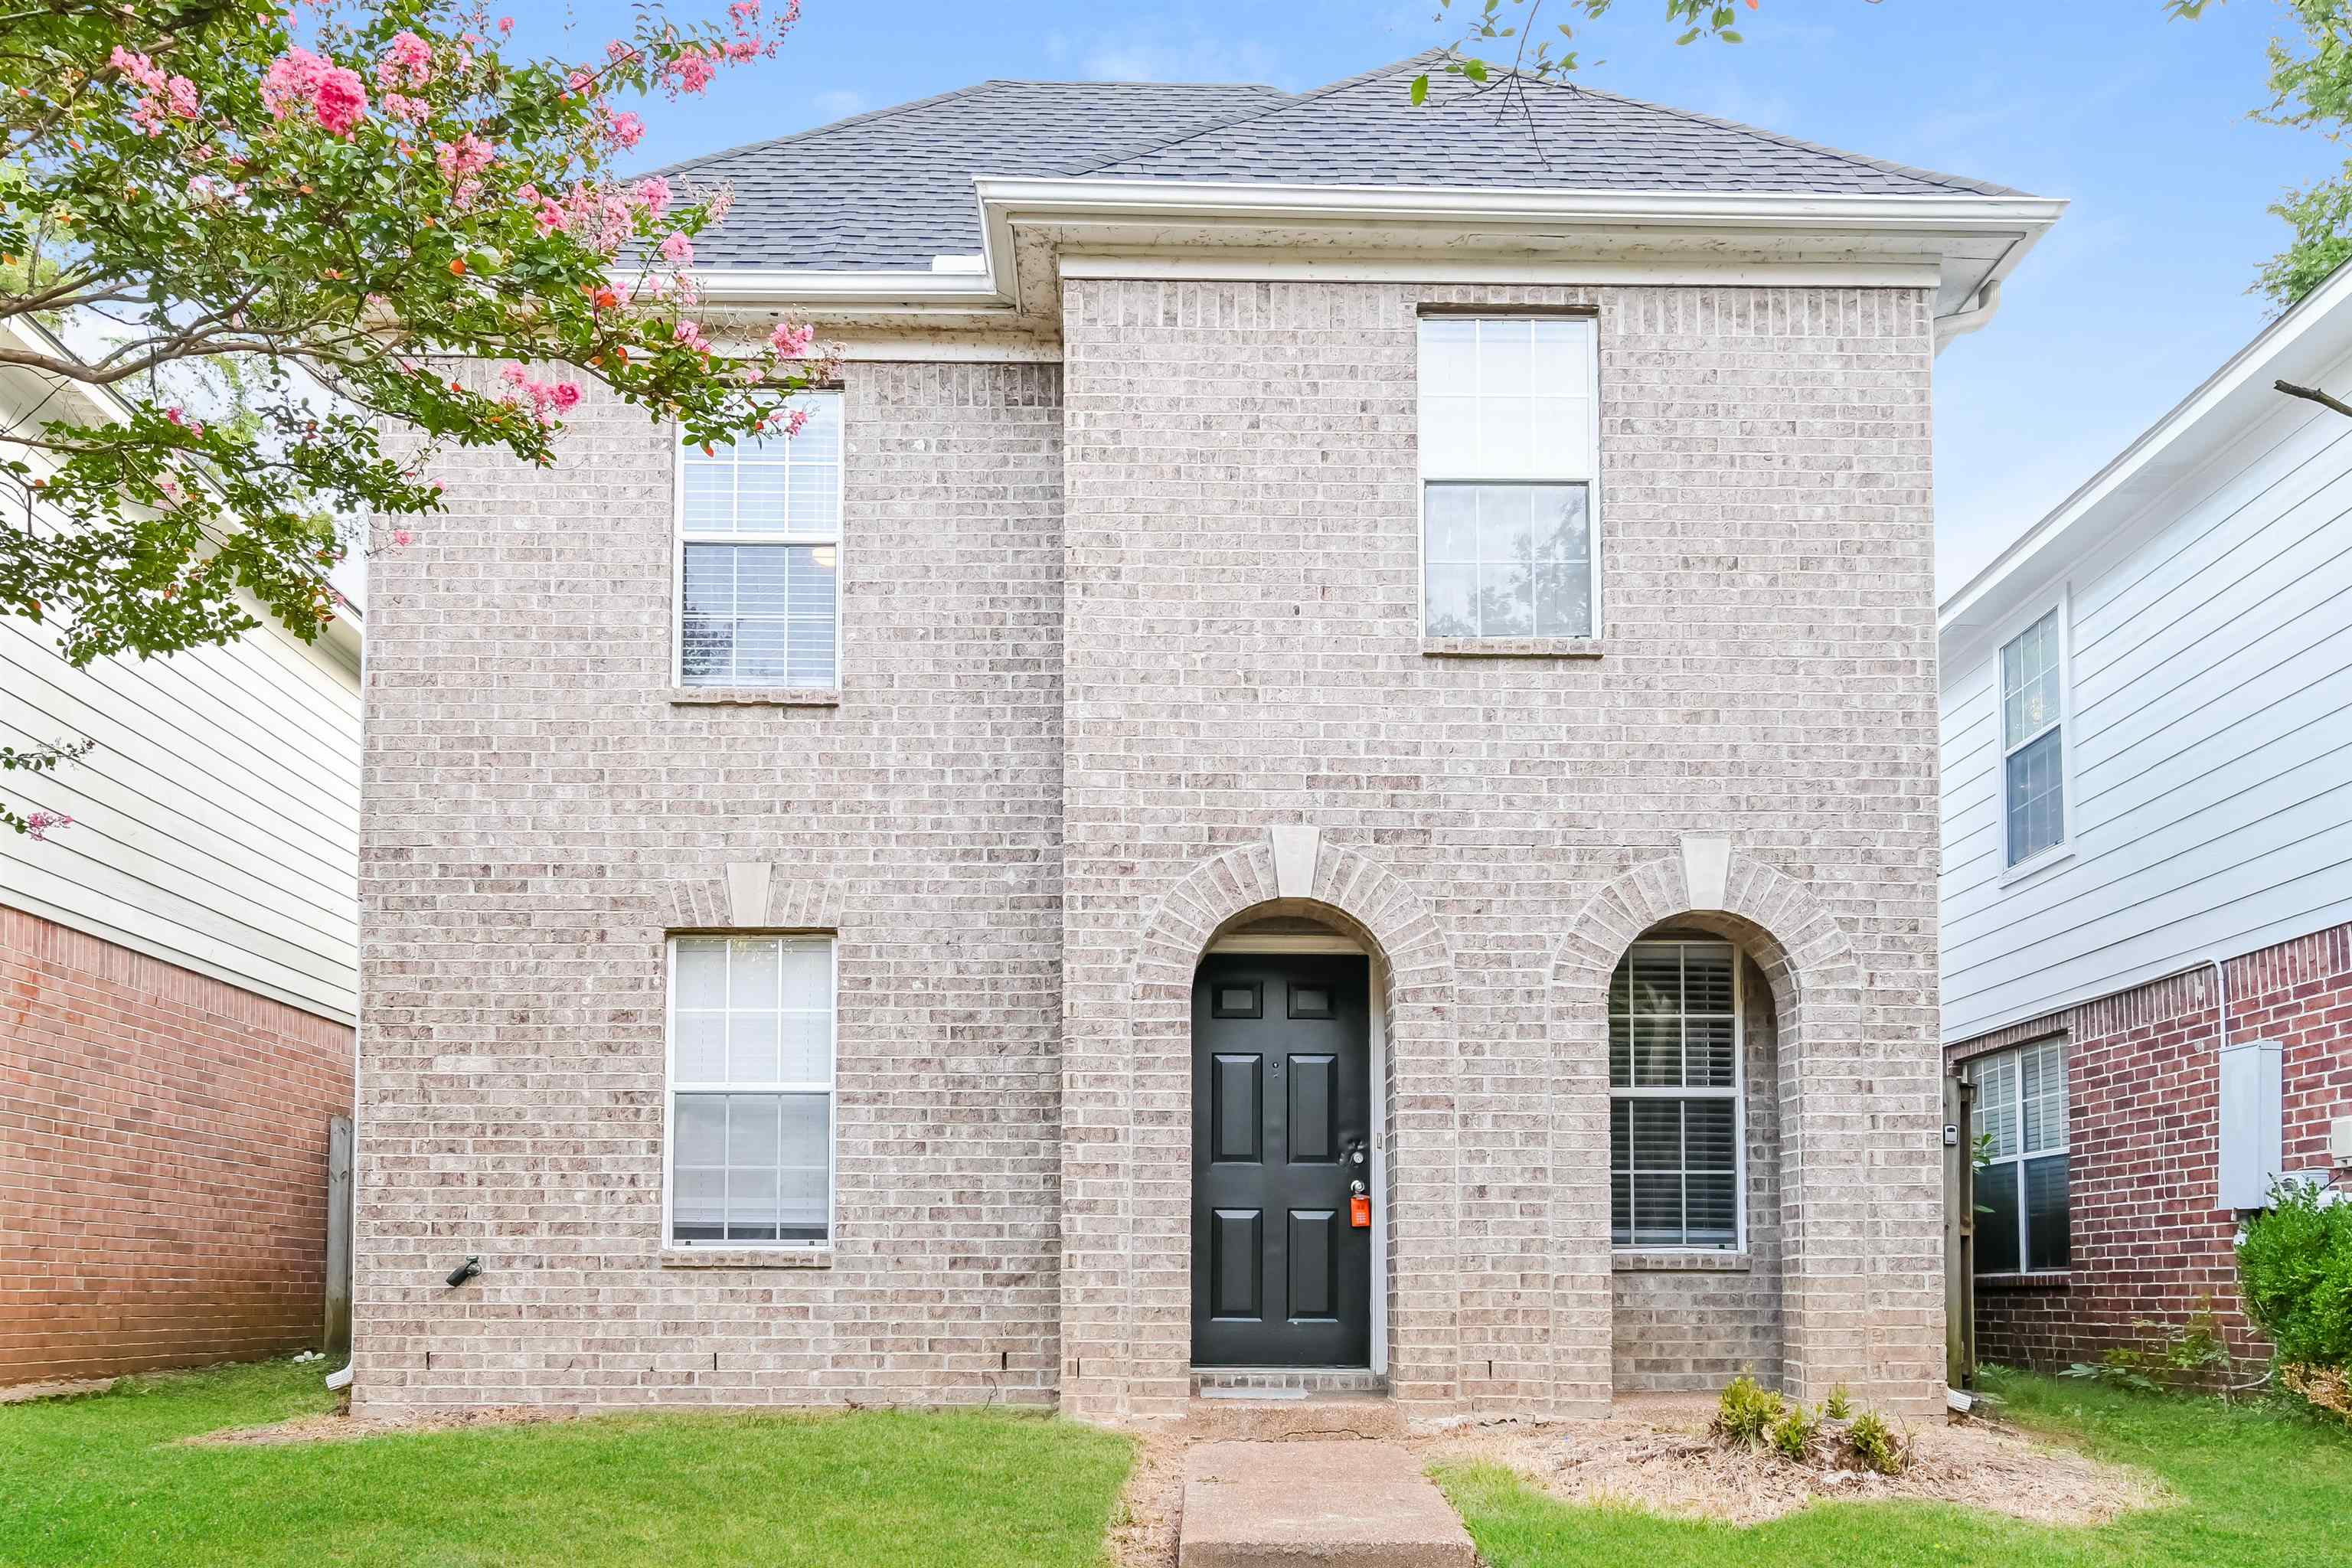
[1436,1369,2352,1568]
[0,1359,1133,1567]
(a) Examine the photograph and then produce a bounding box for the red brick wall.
[1947,924,2352,1375]
[0,903,354,1383]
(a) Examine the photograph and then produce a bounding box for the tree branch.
[2276,379,2352,420]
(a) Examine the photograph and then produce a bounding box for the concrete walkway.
[1177,1440,1477,1568]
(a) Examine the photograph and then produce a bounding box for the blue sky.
[555,0,2341,598]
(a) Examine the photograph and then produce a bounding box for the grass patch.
[0,1359,1132,1567]
[1436,1368,2352,1568]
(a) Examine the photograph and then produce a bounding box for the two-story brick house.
[353,52,2060,1426]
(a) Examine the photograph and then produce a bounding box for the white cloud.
[1060,27,1298,87]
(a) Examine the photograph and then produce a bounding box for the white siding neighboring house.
[0,333,362,1023]
[1940,263,2352,1044]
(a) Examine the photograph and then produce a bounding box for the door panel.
[1191,954,1372,1367]
[1210,1208,1263,1318]
[1210,1054,1263,1162]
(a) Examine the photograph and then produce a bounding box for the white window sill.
[659,1246,834,1269]
[1421,636,1606,659]
[669,687,841,707]
[1998,843,2075,888]
[1613,1250,1751,1272]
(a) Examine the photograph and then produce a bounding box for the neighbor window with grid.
[1417,315,1599,639]
[1968,1040,2069,1273]
[2001,606,2066,867]
[1609,939,1742,1249]
[677,390,841,689]
[668,935,834,1246]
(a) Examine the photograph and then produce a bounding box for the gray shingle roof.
[1084,51,2020,197]
[662,50,2020,271]
[655,80,1291,268]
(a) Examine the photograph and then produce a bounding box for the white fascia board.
[1938,256,2352,648]
[684,178,2064,313]
[972,175,2066,234]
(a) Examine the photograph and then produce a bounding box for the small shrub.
[2236,1181,2352,1372]
[1769,1402,1819,1461]
[1713,1374,1783,1446]
[1823,1385,1852,1421]
[1844,1410,1910,1476]
[2281,1362,2352,1424]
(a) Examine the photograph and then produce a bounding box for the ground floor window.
[668,934,834,1246]
[1967,1038,2069,1273]
[1609,938,1742,1249]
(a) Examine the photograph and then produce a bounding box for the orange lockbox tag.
[1349,1194,1371,1229]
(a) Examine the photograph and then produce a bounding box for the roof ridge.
[1067,49,1450,178]
[1493,71,2019,198]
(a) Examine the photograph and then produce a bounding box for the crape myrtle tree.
[0,0,825,834]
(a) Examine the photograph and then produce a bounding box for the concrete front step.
[1177,1391,1403,1442]
[1178,1440,1476,1568]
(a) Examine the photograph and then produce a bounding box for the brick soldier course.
[353,54,2059,1425]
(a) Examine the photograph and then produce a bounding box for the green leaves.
[0,0,825,683]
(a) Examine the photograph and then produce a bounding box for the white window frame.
[671,390,845,691]
[1966,1037,2069,1276]
[1609,937,1746,1253]
[1996,590,2073,878]
[662,933,838,1251]
[1415,312,1604,641]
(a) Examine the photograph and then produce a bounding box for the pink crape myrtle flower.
[262,47,371,136]
[632,176,672,219]
[659,230,694,265]
[377,30,433,90]
[672,319,712,354]
[497,364,585,425]
[768,320,815,357]
[435,132,495,205]
[23,812,72,842]
[603,110,646,151]
[110,47,200,136]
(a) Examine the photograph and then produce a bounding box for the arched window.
[1608,938,1743,1250]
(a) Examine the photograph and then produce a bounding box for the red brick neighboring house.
[0,334,361,1385]
[2,910,354,1380]
[1938,266,2352,1376]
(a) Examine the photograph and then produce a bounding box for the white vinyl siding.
[676,391,841,688]
[1608,939,1742,1250]
[0,373,361,1024]
[1416,316,1599,639]
[2001,606,2066,867]
[1967,1040,2069,1273]
[667,935,835,1247]
[1939,351,2352,1043]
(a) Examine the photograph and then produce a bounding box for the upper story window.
[668,935,835,1247]
[677,390,841,689]
[1967,1039,2068,1274]
[2001,606,2066,867]
[1417,315,1599,640]
[1608,939,1741,1250]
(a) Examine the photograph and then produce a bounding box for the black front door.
[1191,953,1372,1367]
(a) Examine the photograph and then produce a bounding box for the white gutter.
[691,177,2065,331]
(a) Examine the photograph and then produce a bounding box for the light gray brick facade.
[356,279,1949,1424]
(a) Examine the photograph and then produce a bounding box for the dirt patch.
[0,1377,116,1406]
[183,1403,587,1447]
[1107,1426,1187,1568]
[1415,1396,2172,1527]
